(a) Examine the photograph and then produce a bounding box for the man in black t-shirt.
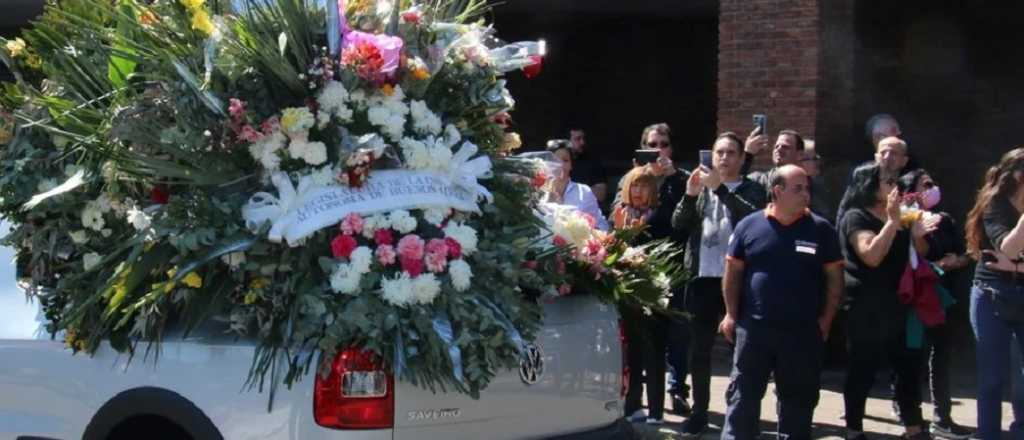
[567,129,608,206]
[720,165,844,440]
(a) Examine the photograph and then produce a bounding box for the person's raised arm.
[849,188,903,268]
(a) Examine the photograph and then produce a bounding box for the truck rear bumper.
[545,418,633,440]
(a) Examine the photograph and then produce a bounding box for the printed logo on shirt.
[795,240,817,255]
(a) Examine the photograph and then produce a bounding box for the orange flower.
[381,84,395,96]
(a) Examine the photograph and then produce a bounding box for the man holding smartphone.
[671,132,768,437]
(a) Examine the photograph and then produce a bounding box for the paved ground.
[631,339,1017,439]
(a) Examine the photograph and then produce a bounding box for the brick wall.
[718,0,821,168]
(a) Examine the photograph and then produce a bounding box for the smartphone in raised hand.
[634,149,660,166]
[699,149,713,169]
[753,114,767,136]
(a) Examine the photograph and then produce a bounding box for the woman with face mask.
[895,169,973,439]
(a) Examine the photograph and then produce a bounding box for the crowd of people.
[539,115,1024,440]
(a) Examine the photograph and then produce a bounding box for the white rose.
[381,273,415,307]
[448,259,472,291]
[411,273,441,305]
[350,246,373,274]
[82,252,102,271]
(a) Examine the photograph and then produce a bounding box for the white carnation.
[399,137,430,170]
[251,131,287,171]
[443,124,462,148]
[316,111,331,129]
[126,206,152,231]
[349,89,368,109]
[68,230,89,245]
[410,100,442,135]
[309,166,336,186]
[280,107,316,136]
[412,273,441,305]
[329,263,362,294]
[317,81,354,122]
[422,208,449,227]
[303,141,328,165]
[428,144,453,172]
[362,214,387,239]
[82,252,102,271]
[350,246,373,274]
[381,273,415,307]
[448,259,472,291]
[80,203,105,231]
[443,222,478,256]
[388,210,418,234]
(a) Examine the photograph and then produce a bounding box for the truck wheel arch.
[82,387,223,440]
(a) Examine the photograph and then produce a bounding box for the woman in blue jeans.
[965,147,1024,440]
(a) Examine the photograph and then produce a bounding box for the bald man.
[720,165,844,440]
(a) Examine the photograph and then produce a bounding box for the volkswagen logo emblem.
[519,343,544,385]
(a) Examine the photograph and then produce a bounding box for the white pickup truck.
[0,220,630,440]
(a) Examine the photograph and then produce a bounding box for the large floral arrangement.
[0,0,681,399]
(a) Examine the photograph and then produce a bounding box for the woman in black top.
[896,169,972,438]
[836,163,938,440]
[964,148,1024,440]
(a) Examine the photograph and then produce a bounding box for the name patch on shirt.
[795,240,818,255]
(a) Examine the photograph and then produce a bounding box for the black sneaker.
[931,421,972,440]
[902,431,932,440]
[679,417,707,438]
[671,395,692,416]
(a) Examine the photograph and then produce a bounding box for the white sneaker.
[645,417,664,425]
[626,409,647,423]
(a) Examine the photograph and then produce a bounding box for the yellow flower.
[183,272,203,288]
[244,291,259,305]
[24,54,41,69]
[249,277,270,290]
[381,84,395,96]
[5,38,26,58]
[180,0,205,11]
[411,68,430,81]
[191,11,215,36]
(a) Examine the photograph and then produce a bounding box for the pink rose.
[558,284,572,296]
[376,245,396,266]
[340,213,364,236]
[401,256,424,277]
[445,237,462,259]
[331,234,358,259]
[374,228,394,246]
[425,252,447,273]
[239,125,263,143]
[396,235,425,261]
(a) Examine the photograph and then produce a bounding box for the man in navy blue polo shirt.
[719,165,845,440]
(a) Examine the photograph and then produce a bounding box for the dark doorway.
[493,1,719,182]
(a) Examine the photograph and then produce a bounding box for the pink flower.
[261,117,280,135]
[376,245,396,266]
[374,228,394,246]
[521,260,538,270]
[581,213,597,229]
[228,98,246,119]
[396,235,425,261]
[401,10,421,25]
[425,239,448,258]
[340,213,364,236]
[401,256,424,277]
[425,252,447,273]
[445,237,462,259]
[331,234,358,259]
[239,125,263,143]
[582,238,607,265]
[553,235,568,248]
[558,284,572,296]
[341,31,403,83]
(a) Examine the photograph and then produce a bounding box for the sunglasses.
[921,181,936,189]
[646,141,671,148]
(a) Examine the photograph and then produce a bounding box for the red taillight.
[314,348,394,429]
[618,319,629,399]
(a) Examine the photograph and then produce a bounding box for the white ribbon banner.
[243,169,484,245]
